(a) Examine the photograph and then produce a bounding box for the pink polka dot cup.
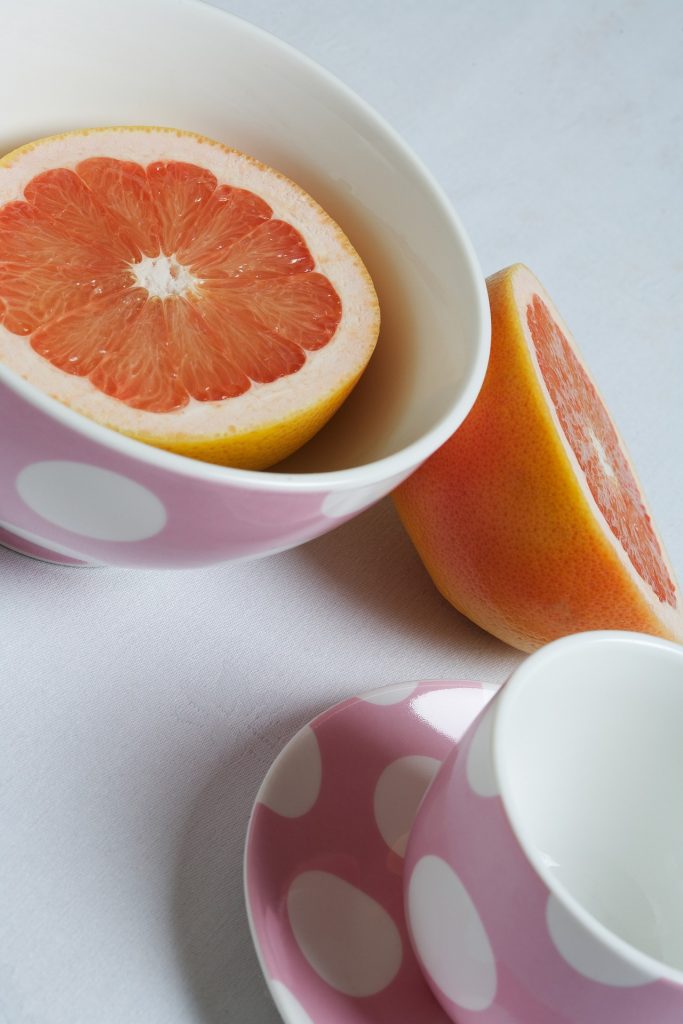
[404,631,683,1024]
[0,0,489,568]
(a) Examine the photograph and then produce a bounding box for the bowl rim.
[0,0,490,493]
[493,629,683,987]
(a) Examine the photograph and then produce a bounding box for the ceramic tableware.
[0,0,488,567]
[245,679,496,1023]
[405,631,683,1023]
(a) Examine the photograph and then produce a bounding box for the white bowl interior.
[498,633,683,973]
[0,0,486,475]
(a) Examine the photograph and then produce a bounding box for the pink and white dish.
[0,0,489,568]
[405,631,683,1023]
[244,680,495,1024]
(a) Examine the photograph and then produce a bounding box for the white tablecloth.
[2,2,681,1022]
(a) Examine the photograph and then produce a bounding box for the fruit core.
[129,253,199,300]
[527,294,676,608]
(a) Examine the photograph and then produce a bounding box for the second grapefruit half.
[0,127,380,468]
[394,264,682,652]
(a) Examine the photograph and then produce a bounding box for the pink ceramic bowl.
[404,631,683,1024]
[0,0,488,568]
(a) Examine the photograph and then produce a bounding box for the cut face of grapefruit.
[0,127,379,468]
[394,263,682,652]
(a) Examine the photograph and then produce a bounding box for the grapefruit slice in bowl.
[394,263,683,652]
[0,126,379,469]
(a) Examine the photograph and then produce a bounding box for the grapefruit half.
[0,127,379,468]
[394,263,683,652]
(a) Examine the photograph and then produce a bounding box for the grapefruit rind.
[132,365,366,470]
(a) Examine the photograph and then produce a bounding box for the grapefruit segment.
[206,272,342,351]
[175,183,272,266]
[394,263,682,652]
[205,218,315,280]
[162,298,249,402]
[0,199,124,334]
[0,254,125,336]
[76,157,162,256]
[24,167,138,263]
[0,126,379,468]
[31,290,187,412]
[145,160,217,256]
[190,289,306,386]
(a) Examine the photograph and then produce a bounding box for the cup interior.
[497,633,683,975]
[0,0,487,477]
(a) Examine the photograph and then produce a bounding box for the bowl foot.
[0,524,97,567]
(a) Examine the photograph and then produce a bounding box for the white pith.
[0,127,379,438]
[588,428,616,481]
[130,253,199,300]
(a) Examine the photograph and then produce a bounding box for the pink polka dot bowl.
[405,631,683,1024]
[0,0,489,568]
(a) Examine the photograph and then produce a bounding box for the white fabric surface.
[1,2,681,1022]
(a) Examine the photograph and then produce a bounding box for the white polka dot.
[270,981,316,1024]
[287,871,402,996]
[321,481,391,519]
[374,755,441,856]
[360,682,418,705]
[16,462,166,541]
[546,894,657,987]
[407,855,496,1011]
[259,726,322,818]
[466,707,500,797]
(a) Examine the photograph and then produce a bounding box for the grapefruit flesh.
[394,263,682,652]
[0,127,379,468]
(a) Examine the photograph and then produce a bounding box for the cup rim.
[0,0,490,493]
[492,629,683,987]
